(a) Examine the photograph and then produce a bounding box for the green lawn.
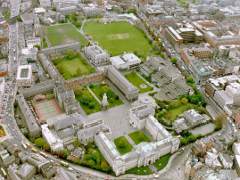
[89,83,123,108]
[129,131,151,145]
[83,21,155,59]
[164,103,194,122]
[126,166,153,175]
[53,52,95,80]
[125,72,153,93]
[155,98,197,126]
[74,87,101,114]
[153,154,171,170]
[114,136,133,155]
[45,23,88,46]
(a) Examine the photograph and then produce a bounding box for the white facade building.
[173,109,211,133]
[41,124,64,152]
[95,98,180,176]
[110,53,141,70]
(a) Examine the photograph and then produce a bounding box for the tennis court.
[34,99,63,123]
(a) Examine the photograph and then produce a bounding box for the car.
[68,167,74,171]
[60,161,69,167]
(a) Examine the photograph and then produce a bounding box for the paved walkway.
[125,135,136,148]
[86,86,101,104]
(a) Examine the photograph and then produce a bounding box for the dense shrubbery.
[66,13,83,28]
[34,137,50,151]
[70,143,111,173]
[180,131,203,146]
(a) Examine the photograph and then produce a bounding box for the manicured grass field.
[89,83,123,108]
[74,87,101,114]
[153,154,171,170]
[129,131,151,145]
[45,23,88,46]
[126,166,152,175]
[53,52,95,80]
[83,21,155,59]
[125,72,153,93]
[114,136,133,155]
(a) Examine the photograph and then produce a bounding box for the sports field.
[34,99,63,123]
[45,23,88,46]
[83,21,154,59]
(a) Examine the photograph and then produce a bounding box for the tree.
[34,138,49,150]
[100,160,110,171]
[170,57,177,64]
[214,114,227,130]
[186,76,195,85]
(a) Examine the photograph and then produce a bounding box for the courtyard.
[53,51,95,80]
[45,23,88,47]
[89,83,123,108]
[74,86,101,115]
[125,72,153,93]
[83,21,156,59]
[114,136,133,155]
[129,130,151,145]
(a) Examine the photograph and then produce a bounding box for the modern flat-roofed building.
[84,45,110,67]
[16,65,33,87]
[110,53,141,70]
[107,66,139,101]
[165,24,203,46]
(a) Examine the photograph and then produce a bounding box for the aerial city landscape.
[0,0,240,179]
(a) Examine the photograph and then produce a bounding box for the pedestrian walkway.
[149,165,158,173]
[87,86,101,104]
[125,134,136,148]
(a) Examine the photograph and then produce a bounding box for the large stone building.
[95,98,180,176]
[173,109,211,133]
[77,119,110,145]
[16,94,41,138]
[107,66,139,101]
[54,85,81,114]
[16,65,33,87]
[41,124,64,152]
[84,45,110,67]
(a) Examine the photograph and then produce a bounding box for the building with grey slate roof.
[16,94,41,138]
[107,66,139,101]
[17,163,36,180]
